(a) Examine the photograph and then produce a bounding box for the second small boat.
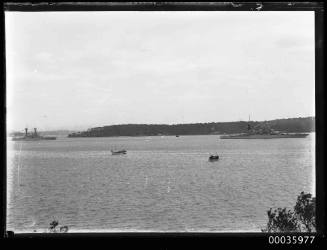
[209,154,219,161]
[111,150,127,155]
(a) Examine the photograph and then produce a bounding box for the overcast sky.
[6,11,315,131]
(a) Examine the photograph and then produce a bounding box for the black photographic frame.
[0,1,325,247]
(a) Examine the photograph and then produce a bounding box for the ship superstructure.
[220,119,308,139]
[12,128,56,141]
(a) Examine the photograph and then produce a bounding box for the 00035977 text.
[268,235,315,244]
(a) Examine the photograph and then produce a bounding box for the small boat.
[209,154,219,161]
[111,150,127,155]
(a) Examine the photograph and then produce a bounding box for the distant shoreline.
[67,117,315,138]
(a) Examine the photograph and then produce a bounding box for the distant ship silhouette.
[12,128,56,141]
[220,118,308,139]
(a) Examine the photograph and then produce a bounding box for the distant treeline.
[67,117,315,137]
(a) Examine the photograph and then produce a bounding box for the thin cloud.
[5,11,315,130]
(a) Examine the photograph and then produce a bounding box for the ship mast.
[247,114,251,131]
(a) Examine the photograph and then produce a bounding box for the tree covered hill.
[67,117,315,137]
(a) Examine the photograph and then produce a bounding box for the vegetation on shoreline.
[48,220,69,233]
[262,192,316,232]
[68,117,314,137]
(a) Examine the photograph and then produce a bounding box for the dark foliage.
[263,208,299,232]
[49,220,69,233]
[294,192,316,232]
[262,192,316,232]
[49,220,58,231]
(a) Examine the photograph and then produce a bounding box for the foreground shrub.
[49,220,69,233]
[262,192,315,232]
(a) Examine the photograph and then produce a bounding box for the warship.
[220,120,309,139]
[12,128,56,141]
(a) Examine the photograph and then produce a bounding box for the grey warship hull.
[220,133,309,139]
[12,136,57,141]
[12,128,56,141]
[12,136,56,141]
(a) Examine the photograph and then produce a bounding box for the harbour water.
[6,134,315,233]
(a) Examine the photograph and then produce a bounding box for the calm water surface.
[7,134,315,232]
